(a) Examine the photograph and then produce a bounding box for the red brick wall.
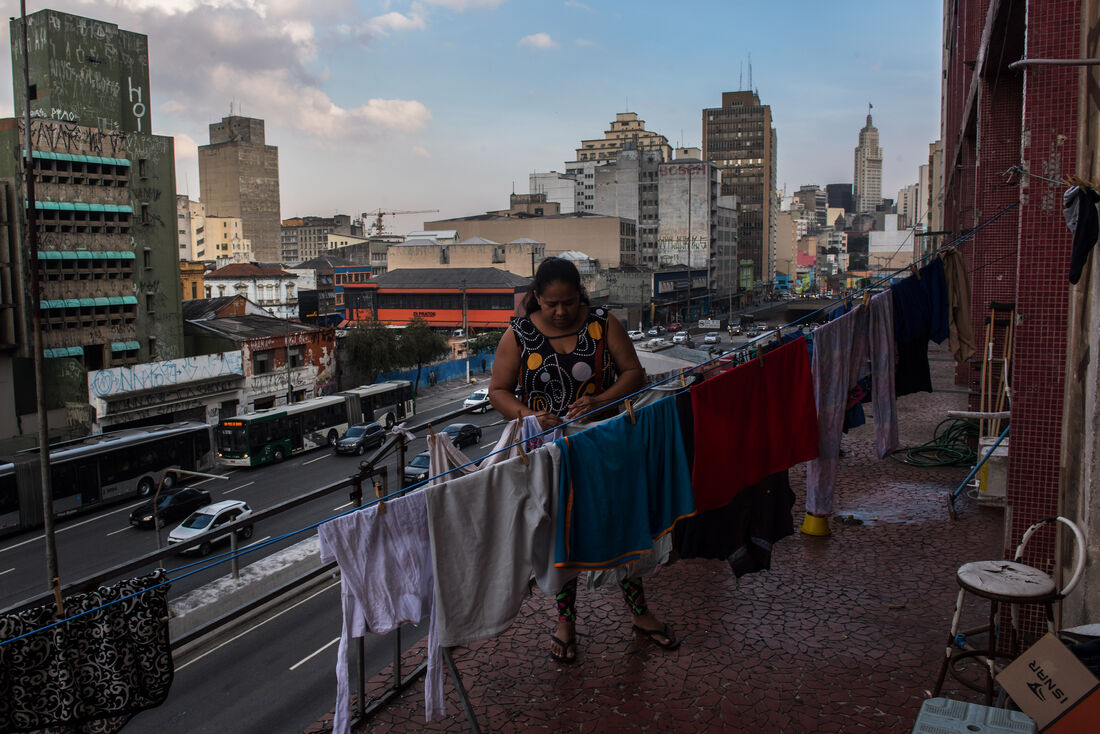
[1008,0,1080,586]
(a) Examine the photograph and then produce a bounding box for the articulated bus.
[0,422,215,536]
[215,381,417,469]
[341,380,415,428]
[216,394,352,468]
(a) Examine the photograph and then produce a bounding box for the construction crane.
[361,208,439,236]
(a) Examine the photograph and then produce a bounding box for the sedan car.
[334,422,386,455]
[441,422,482,449]
[404,450,431,486]
[731,325,742,335]
[464,389,491,413]
[672,332,691,345]
[627,330,645,342]
[703,331,721,344]
[129,487,212,529]
[666,322,682,332]
[167,499,254,555]
[646,325,667,336]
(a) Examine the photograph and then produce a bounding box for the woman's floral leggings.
[555,576,647,622]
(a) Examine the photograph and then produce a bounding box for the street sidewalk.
[308,343,1002,733]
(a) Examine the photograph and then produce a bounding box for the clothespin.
[862,290,872,310]
[374,481,386,513]
[517,441,530,466]
[910,264,921,280]
[679,372,687,388]
[427,422,435,438]
[623,398,636,424]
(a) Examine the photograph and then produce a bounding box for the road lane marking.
[223,481,254,495]
[332,502,353,511]
[105,526,132,537]
[0,568,13,576]
[302,454,331,466]
[176,580,340,671]
[289,637,341,670]
[0,500,147,554]
[243,536,271,548]
[192,473,233,485]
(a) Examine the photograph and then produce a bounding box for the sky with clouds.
[2,0,943,235]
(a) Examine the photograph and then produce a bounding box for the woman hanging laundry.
[488,257,681,663]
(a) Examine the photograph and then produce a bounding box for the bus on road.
[1,422,215,536]
[216,394,351,468]
[340,380,415,428]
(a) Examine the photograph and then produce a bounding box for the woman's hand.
[533,411,563,430]
[565,395,607,421]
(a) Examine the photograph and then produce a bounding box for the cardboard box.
[997,632,1100,731]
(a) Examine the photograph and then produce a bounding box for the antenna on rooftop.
[739,61,743,90]
[748,52,753,91]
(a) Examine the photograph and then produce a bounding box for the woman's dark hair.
[522,257,590,315]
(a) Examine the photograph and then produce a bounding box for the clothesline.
[0,199,1019,650]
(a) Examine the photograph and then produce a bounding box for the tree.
[398,315,449,394]
[468,329,504,356]
[344,318,400,385]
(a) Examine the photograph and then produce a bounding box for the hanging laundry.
[1063,185,1100,285]
[806,306,868,516]
[318,492,443,728]
[424,417,542,485]
[553,396,695,570]
[585,534,674,590]
[940,248,976,363]
[673,471,796,577]
[426,445,576,648]
[869,290,900,458]
[891,259,948,397]
[0,570,172,734]
[691,336,818,512]
[521,414,562,451]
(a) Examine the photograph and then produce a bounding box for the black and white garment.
[0,570,173,734]
[511,308,616,417]
[1063,185,1100,285]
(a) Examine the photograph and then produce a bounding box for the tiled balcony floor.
[308,346,1004,732]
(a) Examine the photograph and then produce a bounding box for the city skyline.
[0,0,942,235]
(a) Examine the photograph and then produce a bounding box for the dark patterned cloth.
[511,308,616,417]
[0,570,173,733]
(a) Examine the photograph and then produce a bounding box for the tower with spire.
[853,105,883,213]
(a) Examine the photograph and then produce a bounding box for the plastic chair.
[931,516,1087,705]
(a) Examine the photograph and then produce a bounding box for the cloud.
[172,131,199,162]
[411,145,431,158]
[34,0,433,148]
[518,32,556,49]
[422,0,505,9]
[575,38,597,48]
[564,1,593,10]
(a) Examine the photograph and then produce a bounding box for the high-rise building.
[793,185,827,231]
[702,91,777,290]
[280,215,363,265]
[528,172,576,214]
[826,183,854,213]
[593,145,662,266]
[853,108,884,213]
[1,9,184,440]
[575,112,672,163]
[198,116,281,262]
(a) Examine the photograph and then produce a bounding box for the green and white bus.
[340,380,415,428]
[216,395,351,468]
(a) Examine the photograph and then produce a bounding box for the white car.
[464,388,491,413]
[628,330,645,342]
[167,499,254,555]
[672,332,690,344]
[703,332,721,344]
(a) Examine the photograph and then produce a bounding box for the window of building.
[191,282,198,299]
[146,293,155,314]
[138,159,147,178]
[252,348,274,374]
[148,336,157,360]
[143,247,152,269]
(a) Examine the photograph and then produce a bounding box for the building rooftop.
[183,314,320,341]
[368,268,531,290]
[305,345,1003,732]
[205,263,296,279]
[292,256,355,272]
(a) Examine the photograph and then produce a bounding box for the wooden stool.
[931,516,1086,705]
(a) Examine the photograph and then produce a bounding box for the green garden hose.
[888,417,978,467]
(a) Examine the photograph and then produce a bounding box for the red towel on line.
[690,336,820,512]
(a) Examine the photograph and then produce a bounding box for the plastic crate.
[912,698,1035,733]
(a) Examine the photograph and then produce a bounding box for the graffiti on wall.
[88,351,243,398]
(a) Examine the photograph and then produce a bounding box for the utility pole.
[21,3,62,611]
[462,279,470,383]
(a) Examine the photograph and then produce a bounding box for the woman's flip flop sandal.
[549,634,578,663]
[632,623,681,650]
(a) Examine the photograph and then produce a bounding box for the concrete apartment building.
[702,91,777,289]
[198,115,281,262]
[592,146,663,266]
[425,194,635,270]
[853,108,883,213]
[529,172,576,214]
[387,236,546,277]
[1,9,184,442]
[576,112,672,163]
[793,185,827,231]
[280,214,363,265]
[656,156,738,306]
